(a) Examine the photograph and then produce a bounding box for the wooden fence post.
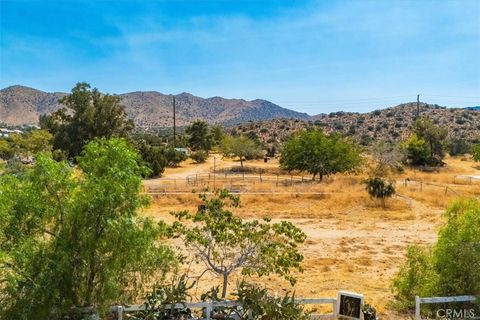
[415,296,420,320]
[205,304,212,320]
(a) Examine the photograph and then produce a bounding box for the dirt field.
[141,155,480,319]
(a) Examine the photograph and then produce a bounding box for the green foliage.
[41,82,133,159]
[391,245,437,310]
[164,147,188,166]
[1,130,53,160]
[434,198,480,296]
[210,125,225,148]
[0,139,13,160]
[363,177,396,207]
[131,134,168,177]
[280,129,362,181]
[392,198,480,311]
[0,138,176,319]
[400,134,431,166]
[403,117,447,166]
[190,150,208,163]
[185,120,212,151]
[171,190,306,298]
[233,281,311,320]
[220,135,261,167]
[472,143,480,162]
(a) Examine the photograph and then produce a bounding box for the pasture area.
[142,155,480,319]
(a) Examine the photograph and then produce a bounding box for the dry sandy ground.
[141,155,480,319]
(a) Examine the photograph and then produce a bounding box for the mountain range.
[1,85,479,144]
[0,85,309,127]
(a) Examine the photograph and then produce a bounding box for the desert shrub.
[363,177,395,207]
[448,138,471,156]
[359,135,373,146]
[190,150,208,163]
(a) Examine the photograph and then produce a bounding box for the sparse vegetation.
[171,190,306,298]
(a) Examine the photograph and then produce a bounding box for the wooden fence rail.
[415,295,478,320]
[106,297,338,320]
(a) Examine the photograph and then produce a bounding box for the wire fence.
[145,173,326,195]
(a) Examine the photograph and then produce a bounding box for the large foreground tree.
[40,82,133,159]
[0,138,175,319]
[280,129,362,181]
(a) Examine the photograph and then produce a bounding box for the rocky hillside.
[0,86,66,125]
[231,103,480,146]
[0,85,310,127]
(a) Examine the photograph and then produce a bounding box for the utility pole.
[213,156,216,190]
[416,94,420,118]
[173,95,176,147]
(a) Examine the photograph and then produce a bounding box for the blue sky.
[1,0,479,114]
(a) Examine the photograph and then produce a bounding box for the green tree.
[210,125,225,147]
[40,82,133,159]
[280,130,362,181]
[186,120,212,151]
[472,143,480,162]
[400,134,431,166]
[410,117,447,165]
[0,138,175,319]
[172,190,306,298]
[220,135,261,167]
[131,135,168,177]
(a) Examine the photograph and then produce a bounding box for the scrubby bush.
[363,177,395,207]
[190,150,208,163]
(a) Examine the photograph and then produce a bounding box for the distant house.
[174,147,190,156]
[0,128,23,138]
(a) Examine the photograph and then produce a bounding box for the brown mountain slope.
[231,103,480,145]
[0,85,310,127]
[0,85,66,125]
